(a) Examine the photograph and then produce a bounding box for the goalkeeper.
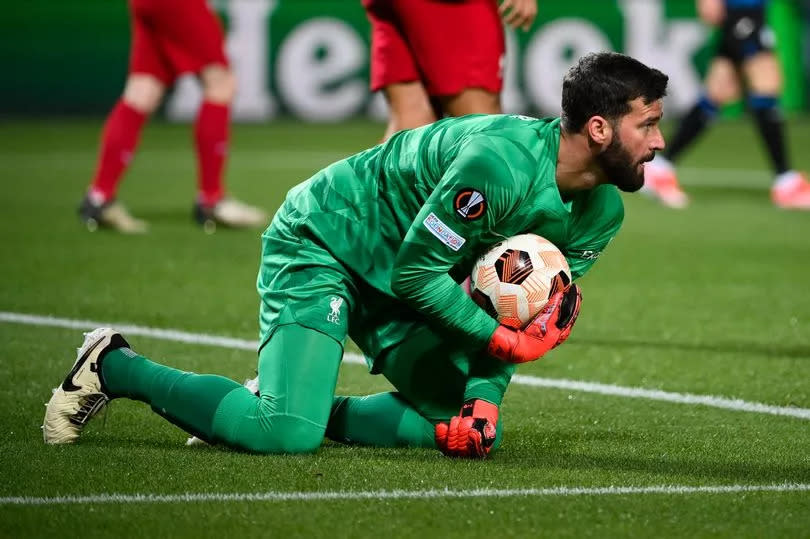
[43,52,668,458]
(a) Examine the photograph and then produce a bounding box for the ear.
[585,115,613,147]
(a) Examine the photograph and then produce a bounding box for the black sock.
[750,94,788,175]
[664,97,718,161]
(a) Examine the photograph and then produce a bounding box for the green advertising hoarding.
[1,0,805,119]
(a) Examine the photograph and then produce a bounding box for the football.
[470,234,572,329]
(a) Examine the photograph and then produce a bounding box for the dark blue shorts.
[716,7,775,63]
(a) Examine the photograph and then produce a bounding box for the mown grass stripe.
[2,311,809,420]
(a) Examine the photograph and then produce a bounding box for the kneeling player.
[43,52,668,458]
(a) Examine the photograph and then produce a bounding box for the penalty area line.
[2,483,809,506]
[1,311,809,420]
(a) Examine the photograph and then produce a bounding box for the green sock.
[101,348,243,441]
[326,392,435,448]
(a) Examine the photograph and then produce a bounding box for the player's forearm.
[463,378,508,407]
[390,268,498,348]
[463,357,514,405]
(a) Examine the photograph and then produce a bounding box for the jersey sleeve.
[389,135,535,349]
[562,186,624,280]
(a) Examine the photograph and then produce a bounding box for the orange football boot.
[642,159,689,209]
[771,171,810,210]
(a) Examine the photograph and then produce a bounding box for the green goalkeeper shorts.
[257,211,358,351]
[259,218,475,419]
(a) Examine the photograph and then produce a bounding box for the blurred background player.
[363,0,538,141]
[644,0,810,209]
[79,0,267,233]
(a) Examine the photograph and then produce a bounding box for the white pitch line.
[1,483,808,507]
[0,312,258,351]
[2,311,809,420]
[511,375,810,419]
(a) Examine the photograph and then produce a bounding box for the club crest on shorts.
[454,188,487,221]
[327,296,343,324]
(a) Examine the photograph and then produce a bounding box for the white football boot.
[79,195,149,234]
[43,328,129,444]
[194,197,268,233]
[772,171,810,210]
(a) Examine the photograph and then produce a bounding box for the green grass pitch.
[0,117,808,538]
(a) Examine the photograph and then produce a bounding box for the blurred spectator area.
[1,0,805,120]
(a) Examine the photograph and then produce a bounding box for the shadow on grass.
[493,427,810,483]
[77,435,194,452]
[521,448,810,484]
[122,207,201,227]
[78,435,445,464]
[575,336,810,360]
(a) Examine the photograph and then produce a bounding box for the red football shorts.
[364,0,504,96]
[128,0,229,84]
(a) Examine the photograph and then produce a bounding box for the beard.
[596,136,651,193]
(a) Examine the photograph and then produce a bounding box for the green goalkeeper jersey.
[267,114,623,363]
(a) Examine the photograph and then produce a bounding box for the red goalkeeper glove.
[486,284,582,364]
[435,399,499,459]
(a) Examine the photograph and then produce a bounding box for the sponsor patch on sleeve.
[423,212,466,251]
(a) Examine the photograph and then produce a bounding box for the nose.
[652,127,665,151]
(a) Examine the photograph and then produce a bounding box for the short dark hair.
[561,52,669,132]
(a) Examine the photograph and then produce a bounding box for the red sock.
[89,100,147,201]
[194,101,230,207]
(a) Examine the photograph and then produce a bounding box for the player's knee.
[705,84,740,106]
[249,414,325,454]
[705,60,741,105]
[743,53,782,95]
[387,106,436,132]
[442,88,501,116]
[383,82,436,136]
[122,74,166,114]
[201,65,236,104]
[747,73,782,96]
